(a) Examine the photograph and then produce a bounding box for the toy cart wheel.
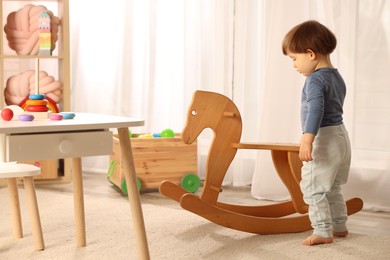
[181,173,200,193]
[121,177,142,195]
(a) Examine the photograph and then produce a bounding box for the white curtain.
[246,0,390,212]
[69,0,242,182]
[70,0,390,211]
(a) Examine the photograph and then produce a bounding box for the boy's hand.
[300,133,315,162]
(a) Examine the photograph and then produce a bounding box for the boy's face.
[287,51,318,76]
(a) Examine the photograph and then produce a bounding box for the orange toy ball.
[1,108,14,121]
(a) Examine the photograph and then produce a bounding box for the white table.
[0,113,150,259]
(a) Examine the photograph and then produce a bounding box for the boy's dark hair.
[282,20,337,55]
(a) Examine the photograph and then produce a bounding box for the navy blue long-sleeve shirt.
[301,68,346,135]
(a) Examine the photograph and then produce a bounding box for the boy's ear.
[307,49,316,60]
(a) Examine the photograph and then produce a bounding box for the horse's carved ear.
[223,112,235,118]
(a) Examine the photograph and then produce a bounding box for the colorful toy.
[3,105,24,119]
[25,105,49,112]
[152,133,161,138]
[15,59,48,120]
[160,128,175,138]
[26,99,46,106]
[28,94,45,100]
[180,173,200,193]
[20,96,59,114]
[1,105,26,121]
[38,11,52,56]
[0,5,73,124]
[139,134,153,138]
[4,4,60,55]
[60,112,75,119]
[49,113,63,120]
[19,114,34,121]
[159,90,363,235]
[1,108,14,121]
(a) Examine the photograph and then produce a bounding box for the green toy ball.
[160,128,175,138]
[181,173,200,193]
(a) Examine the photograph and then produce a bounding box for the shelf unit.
[1,0,71,182]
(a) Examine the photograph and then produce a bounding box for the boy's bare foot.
[333,230,349,237]
[302,234,333,246]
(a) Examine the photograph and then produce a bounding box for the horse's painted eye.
[191,109,197,116]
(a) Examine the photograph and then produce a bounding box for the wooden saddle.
[159,90,363,234]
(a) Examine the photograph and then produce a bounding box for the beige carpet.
[1,173,389,260]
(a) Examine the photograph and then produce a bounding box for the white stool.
[1,162,44,250]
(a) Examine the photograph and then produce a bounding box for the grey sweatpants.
[300,124,351,238]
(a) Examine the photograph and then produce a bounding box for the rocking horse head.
[182,90,243,145]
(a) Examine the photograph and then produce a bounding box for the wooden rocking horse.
[159,90,363,234]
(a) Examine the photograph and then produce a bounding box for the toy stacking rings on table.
[26,99,47,106]
[19,114,34,121]
[60,112,75,119]
[25,105,49,112]
[19,95,59,113]
[29,94,46,100]
[49,113,63,120]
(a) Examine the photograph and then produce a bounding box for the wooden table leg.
[117,127,150,260]
[7,178,23,238]
[72,157,86,247]
[24,176,45,250]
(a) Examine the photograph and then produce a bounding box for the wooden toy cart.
[108,133,199,194]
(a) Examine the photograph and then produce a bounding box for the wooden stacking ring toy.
[49,113,63,120]
[19,114,34,121]
[25,105,49,112]
[60,112,75,119]
[26,99,48,106]
[29,94,46,100]
[19,96,59,113]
